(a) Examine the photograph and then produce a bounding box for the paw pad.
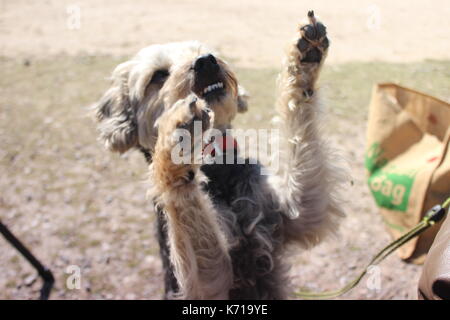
[297,10,329,63]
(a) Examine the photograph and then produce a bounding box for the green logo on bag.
[365,143,416,212]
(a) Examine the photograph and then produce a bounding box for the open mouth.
[200,81,225,101]
[202,81,224,95]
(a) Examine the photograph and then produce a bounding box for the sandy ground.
[1,0,450,67]
[1,1,449,300]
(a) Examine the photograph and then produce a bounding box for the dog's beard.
[188,65,238,129]
[204,92,238,130]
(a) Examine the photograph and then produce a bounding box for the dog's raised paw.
[297,10,329,63]
[156,94,214,154]
[177,97,212,134]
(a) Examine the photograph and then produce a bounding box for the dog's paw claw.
[297,11,329,63]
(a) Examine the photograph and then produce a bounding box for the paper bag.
[365,83,450,263]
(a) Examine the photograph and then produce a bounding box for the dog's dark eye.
[150,70,169,84]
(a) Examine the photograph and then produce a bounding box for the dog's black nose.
[194,54,218,73]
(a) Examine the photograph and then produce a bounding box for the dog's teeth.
[203,82,224,95]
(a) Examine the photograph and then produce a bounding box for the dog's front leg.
[149,96,233,299]
[271,11,345,247]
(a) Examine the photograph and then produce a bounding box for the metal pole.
[0,220,54,300]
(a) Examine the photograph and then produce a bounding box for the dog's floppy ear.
[237,85,249,113]
[94,62,138,154]
[94,45,172,154]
